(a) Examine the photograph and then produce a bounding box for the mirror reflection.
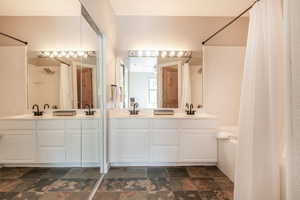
[122,53,203,109]
[28,50,97,110]
[20,14,100,110]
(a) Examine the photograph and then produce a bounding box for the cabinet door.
[0,130,35,163]
[180,130,217,162]
[110,130,149,163]
[67,129,100,164]
[37,130,66,163]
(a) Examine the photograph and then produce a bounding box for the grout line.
[88,174,105,200]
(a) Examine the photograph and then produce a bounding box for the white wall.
[285,0,300,199]
[190,65,203,106]
[0,46,27,117]
[81,0,117,103]
[116,16,249,53]
[28,65,60,108]
[203,46,245,126]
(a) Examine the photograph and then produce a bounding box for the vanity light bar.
[128,50,192,58]
[39,51,95,58]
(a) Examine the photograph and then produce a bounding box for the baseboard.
[110,162,217,167]
[1,162,100,168]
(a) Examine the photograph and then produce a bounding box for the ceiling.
[109,0,252,16]
[0,0,80,16]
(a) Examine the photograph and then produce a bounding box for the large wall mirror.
[26,8,100,110]
[0,1,101,110]
[120,51,203,109]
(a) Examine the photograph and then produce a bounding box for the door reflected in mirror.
[123,56,203,109]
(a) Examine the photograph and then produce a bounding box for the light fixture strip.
[40,50,93,58]
[128,50,192,58]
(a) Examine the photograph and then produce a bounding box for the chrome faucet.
[44,104,50,110]
[129,102,139,115]
[185,103,196,115]
[32,104,43,116]
[84,104,95,116]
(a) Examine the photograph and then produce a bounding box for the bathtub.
[217,126,238,182]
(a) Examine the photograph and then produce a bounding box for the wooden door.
[77,68,93,108]
[162,67,178,108]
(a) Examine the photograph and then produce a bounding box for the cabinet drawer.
[37,130,65,146]
[36,120,64,130]
[111,119,149,129]
[82,119,99,129]
[38,148,66,163]
[151,146,179,162]
[180,119,218,129]
[0,120,34,130]
[65,120,81,129]
[0,130,35,162]
[152,119,179,129]
[152,130,179,145]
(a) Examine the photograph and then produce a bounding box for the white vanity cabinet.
[109,119,150,163]
[0,118,101,167]
[0,120,35,163]
[109,117,218,166]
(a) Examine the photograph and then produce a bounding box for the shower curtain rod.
[202,0,260,45]
[0,32,28,45]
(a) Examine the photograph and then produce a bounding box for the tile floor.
[0,167,101,200]
[0,166,233,200]
[95,166,234,200]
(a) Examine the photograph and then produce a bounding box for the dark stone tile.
[21,168,51,179]
[40,168,70,179]
[39,192,90,200]
[147,191,175,200]
[213,177,234,191]
[173,191,201,200]
[151,178,172,192]
[0,179,38,192]
[47,178,96,192]
[220,190,234,200]
[119,191,148,200]
[98,178,125,192]
[0,192,18,200]
[147,168,168,178]
[63,168,102,179]
[99,178,157,192]
[0,168,31,179]
[192,178,221,191]
[198,191,219,200]
[186,167,210,178]
[94,192,121,200]
[204,166,226,178]
[166,167,189,177]
[169,178,198,191]
[27,178,58,192]
[14,192,44,200]
[105,167,147,179]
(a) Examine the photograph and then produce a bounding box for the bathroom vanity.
[108,112,219,166]
[0,114,101,167]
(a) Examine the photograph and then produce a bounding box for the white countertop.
[109,110,216,119]
[0,113,101,120]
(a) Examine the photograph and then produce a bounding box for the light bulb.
[137,50,143,57]
[161,51,167,58]
[169,51,175,57]
[78,51,85,56]
[52,51,58,57]
[177,51,184,57]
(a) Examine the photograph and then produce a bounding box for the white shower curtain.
[181,63,191,108]
[59,64,73,109]
[234,0,283,200]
